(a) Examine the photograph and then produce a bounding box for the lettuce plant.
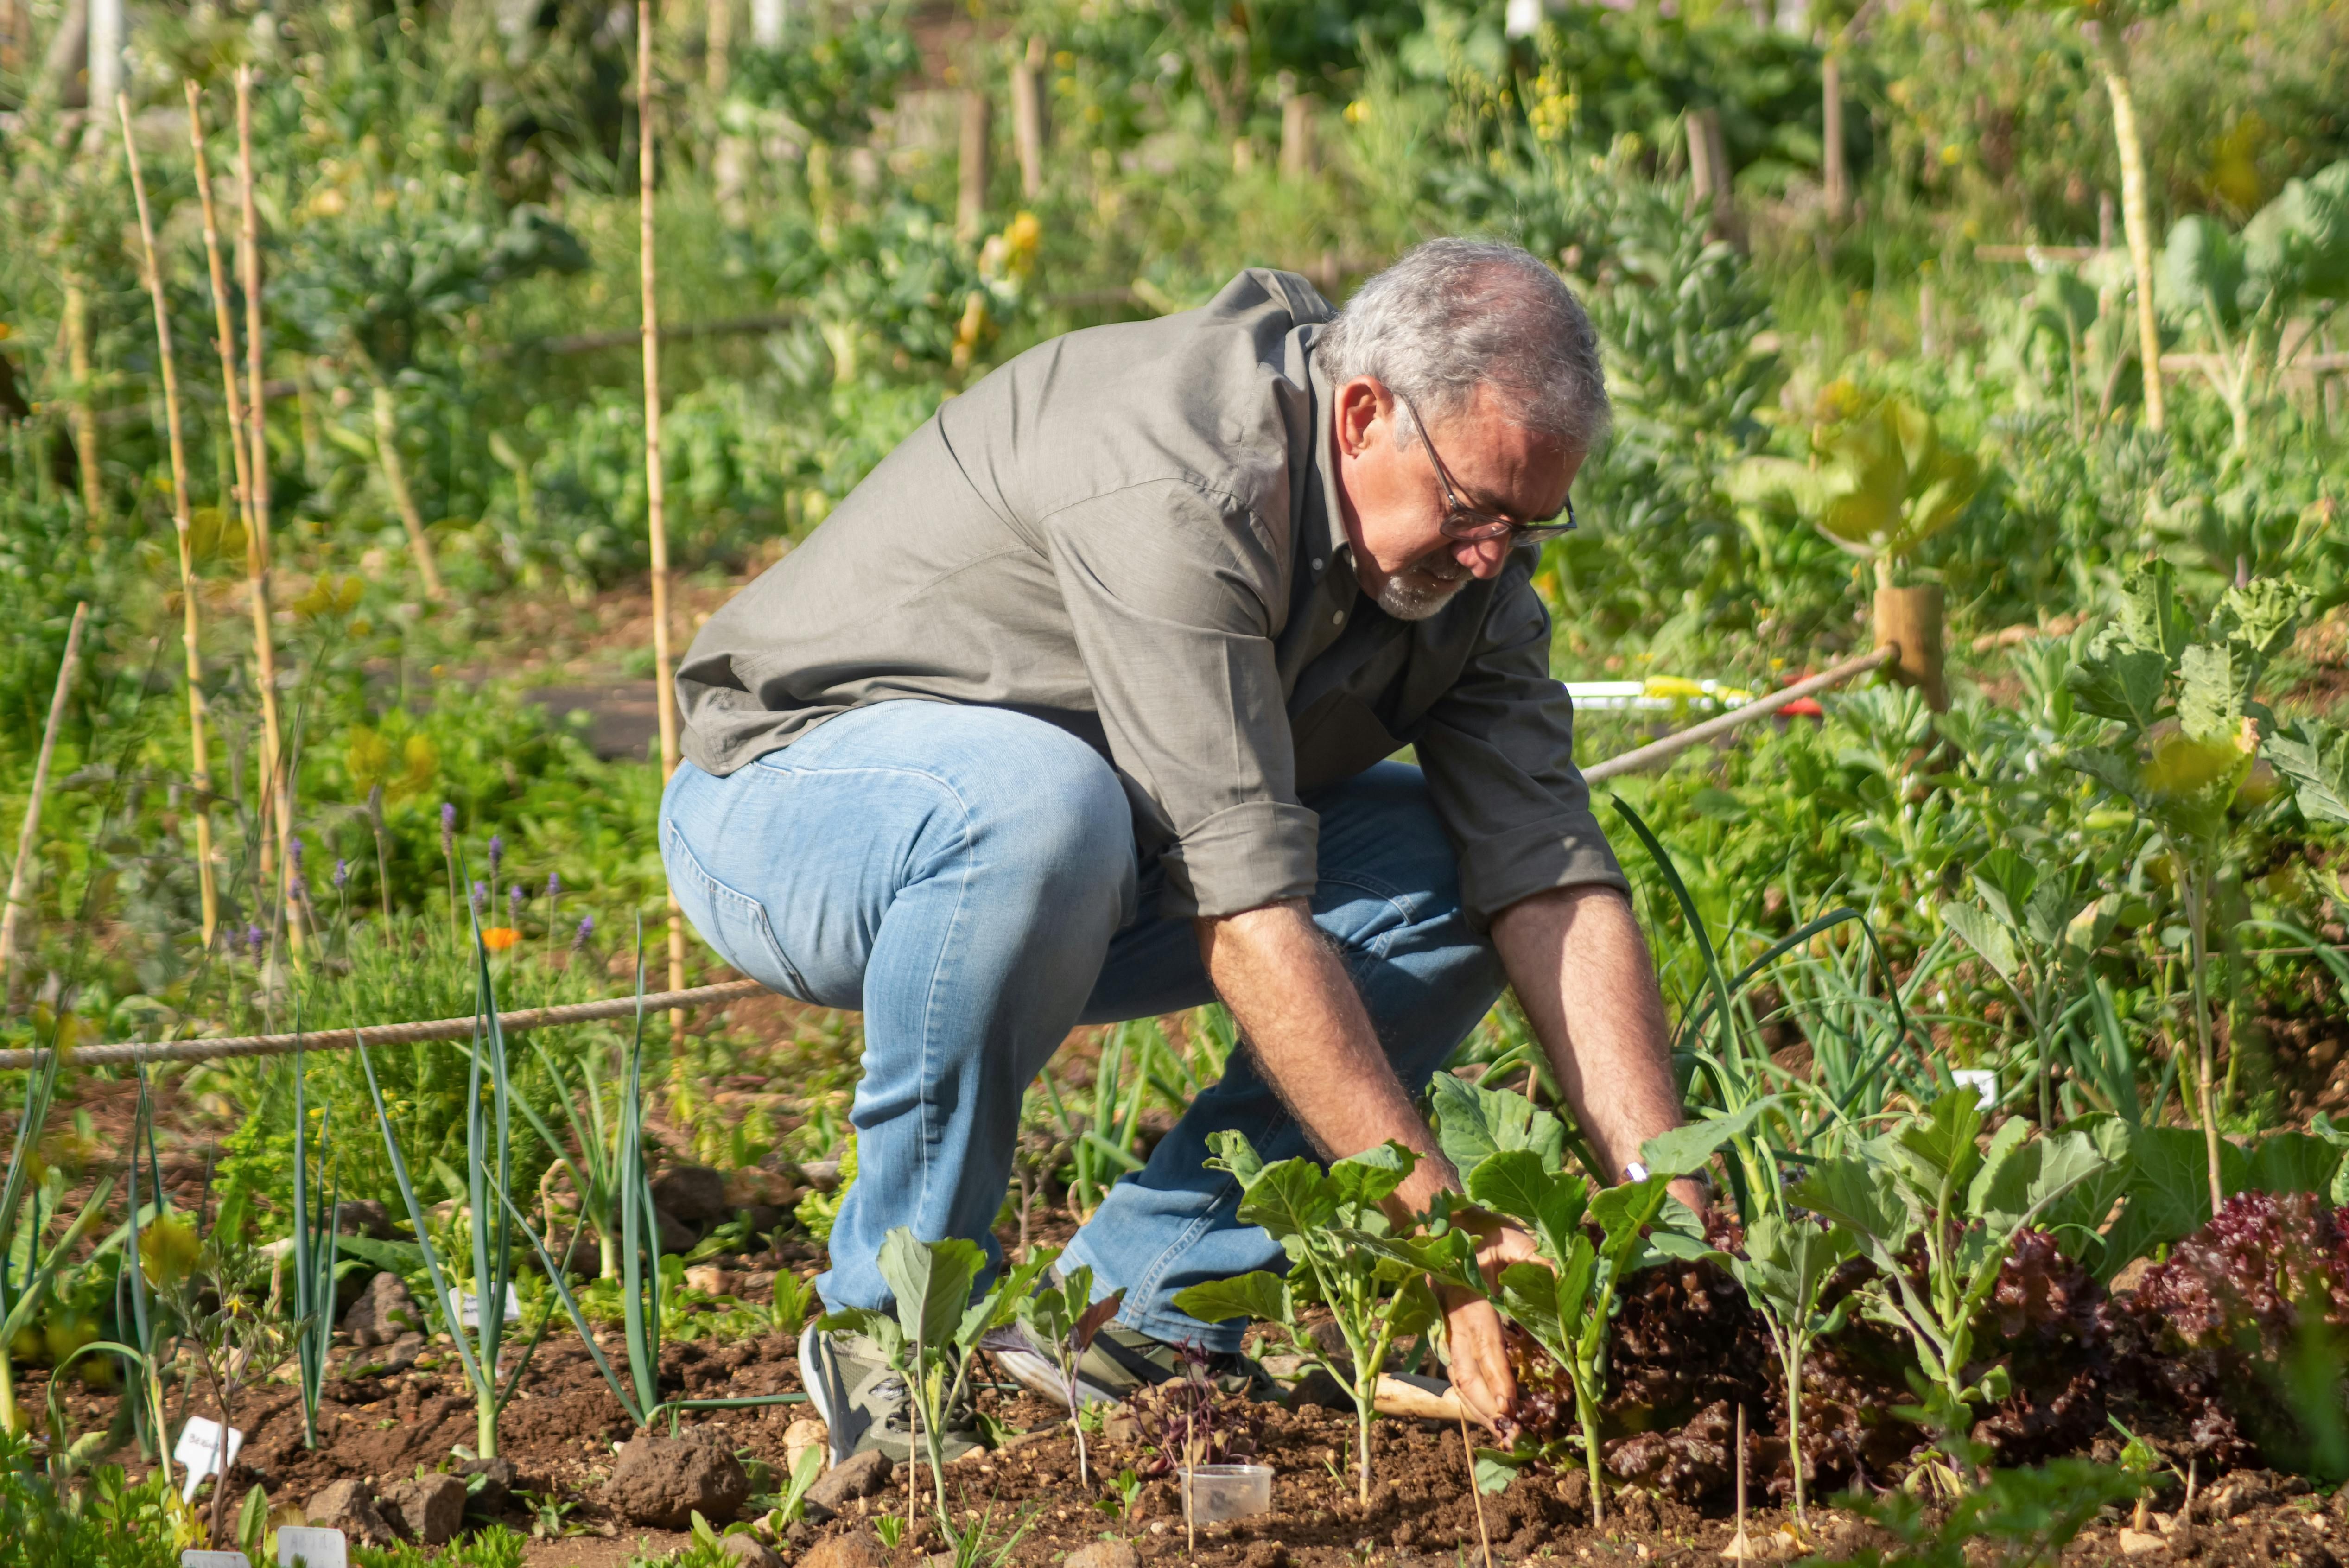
[1791,1091,2116,1489]
[1173,1135,1455,1507]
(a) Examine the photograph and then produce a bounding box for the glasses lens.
[1443,512,1516,542]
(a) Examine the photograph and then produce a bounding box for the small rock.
[458,1454,516,1512]
[725,1168,798,1206]
[374,1332,427,1374]
[653,1165,731,1225]
[2119,1529,2167,1557]
[721,1534,786,1568]
[384,1472,467,1545]
[798,1526,889,1568]
[343,1271,423,1348]
[307,1478,396,1546]
[1102,1412,1141,1444]
[656,1206,699,1256]
[1242,1544,1290,1568]
[804,1448,892,1516]
[1067,1542,1142,1568]
[330,1199,395,1239]
[783,1418,829,1477]
[606,1432,752,1529]
[685,1264,739,1297]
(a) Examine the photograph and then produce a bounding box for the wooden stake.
[1457,1414,1495,1568]
[63,270,102,531]
[190,83,296,958]
[0,604,90,996]
[1873,583,1949,711]
[2094,26,2164,433]
[120,95,222,948]
[1011,35,1047,199]
[1721,1403,1756,1559]
[1279,92,1319,181]
[957,88,990,241]
[1821,51,1847,224]
[640,0,690,1024]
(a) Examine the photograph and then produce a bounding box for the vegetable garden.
[1,0,2348,1562]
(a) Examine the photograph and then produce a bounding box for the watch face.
[1621,1161,1651,1184]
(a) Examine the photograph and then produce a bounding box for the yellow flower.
[140,1216,202,1287]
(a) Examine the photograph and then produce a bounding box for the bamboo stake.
[2094,24,2164,433]
[121,95,222,949]
[1459,1413,1495,1568]
[189,82,279,936]
[0,604,90,997]
[63,271,102,531]
[639,0,690,1028]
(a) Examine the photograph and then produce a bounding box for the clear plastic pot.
[1179,1463,1275,1524]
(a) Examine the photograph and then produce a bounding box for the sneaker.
[990,1319,1279,1409]
[798,1323,986,1465]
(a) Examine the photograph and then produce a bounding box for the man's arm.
[1197,900,1524,1431]
[1490,884,1703,1212]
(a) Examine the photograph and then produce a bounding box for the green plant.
[288,1039,341,1449]
[1173,1136,1452,1508]
[0,1017,115,1438]
[1808,1460,2142,1568]
[2059,563,2307,1208]
[1725,1212,1859,1520]
[1003,1263,1121,1489]
[1791,1091,2117,1489]
[0,1428,189,1567]
[1937,849,2114,1127]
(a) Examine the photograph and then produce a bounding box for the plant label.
[182,1554,253,1568]
[457,1284,521,1326]
[1952,1069,1998,1109]
[276,1527,349,1568]
[173,1416,245,1502]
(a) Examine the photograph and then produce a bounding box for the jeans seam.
[1313,870,1425,962]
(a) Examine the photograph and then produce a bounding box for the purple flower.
[440,802,457,857]
[487,835,505,880]
[471,881,488,914]
[509,885,525,920]
[572,915,594,951]
[334,859,349,891]
[246,923,265,957]
[290,837,305,874]
[546,871,560,899]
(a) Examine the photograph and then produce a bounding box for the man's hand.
[1441,1220,1541,1436]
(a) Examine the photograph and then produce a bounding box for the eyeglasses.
[1394,389,1578,544]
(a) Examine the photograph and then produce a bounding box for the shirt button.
[1310,558,1324,571]
[1332,610,1344,625]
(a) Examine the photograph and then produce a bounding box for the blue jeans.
[660,701,1506,1351]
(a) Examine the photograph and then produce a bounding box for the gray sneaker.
[990,1320,1278,1409]
[799,1323,985,1465]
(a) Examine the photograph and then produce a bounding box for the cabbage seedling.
[1724,1213,1857,1520]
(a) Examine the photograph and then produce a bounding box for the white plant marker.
[182,1553,253,1568]
[1952,1069,1998,1110]
[457,1283,522,1327]
[277,1527,349,1568]
[173,1416,245,1503]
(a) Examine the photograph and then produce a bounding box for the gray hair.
[1314,238,1609,453]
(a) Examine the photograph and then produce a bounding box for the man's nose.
[1454,536,1511,578]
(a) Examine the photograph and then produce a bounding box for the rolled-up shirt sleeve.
[1041,480,1319,919]
[1416,566,1627,927]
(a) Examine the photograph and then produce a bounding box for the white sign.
[277,1528,349,1568]
[182,1553,252,1568]
[1953,1068,1999,1110]
[172,1417,245,1503]
[457,1284,522,1327]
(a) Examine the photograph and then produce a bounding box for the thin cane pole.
[121,96,222,950]
[237,66,298,956]
[189,81,286,942]
[638,0,689,1040]
[0,604,91,997]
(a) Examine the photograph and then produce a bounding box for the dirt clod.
[654,1164,732,1224]
[1243,1542,1291,1568]
[306,1477,395,1545]
[1066,1541,1141,1568]
[805,1447,893,1517]
[799,1525,891,1568]
[457,1454,515,1512]
[343,1271,423,1347]
[384,1471,466,1544]
[721,1534,787,1568]
[607,1431,753,1528]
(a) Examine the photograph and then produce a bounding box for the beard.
[1369,551,1474,621]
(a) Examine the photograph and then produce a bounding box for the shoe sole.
[798,1321,857,1465]
[990,1343,1126,1409]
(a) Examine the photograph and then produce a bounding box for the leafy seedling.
[1002,1263,1122,1489]
[1724,1211,1858,1520]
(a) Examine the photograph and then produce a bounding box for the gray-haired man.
[662,238,1699,1461]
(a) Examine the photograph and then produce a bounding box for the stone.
[799,1528,889,1568]
[652,1165,732,1225]
[1285,1367,1350,1412]
[384,1472,467,1545]
[804,1448,892,1517]
[306,1479,396,1546]
[720,1534,786,1568]
[606,1432,752,1529]
[457,1455,516,1512]
[1068,1541,1142,1568]
[783,1418,829,1478]
[685,1264,739,1297]
[330,1200,395,1239]
[343,1271,422,1347]
[373,1333,426,1374]
[2118,1529,2167,1556]
[656,1206,700,1256]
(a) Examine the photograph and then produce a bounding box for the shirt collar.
[1299,327,1353,576]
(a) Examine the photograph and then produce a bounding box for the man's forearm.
[1491,885,1686,1187]
[1196,900,1458,1215]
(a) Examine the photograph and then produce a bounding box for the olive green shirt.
[676,268,1625,925]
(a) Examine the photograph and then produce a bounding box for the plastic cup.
[1179,1464,1274,1524]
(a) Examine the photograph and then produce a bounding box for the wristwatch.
[1620,1160,1651,1183]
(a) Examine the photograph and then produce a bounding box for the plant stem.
[2184,859,2225,1213]
[1783,1335,1807,1521]
[367,375,448,601]
[2094,22,2164,433]
[0,1337,17,1437]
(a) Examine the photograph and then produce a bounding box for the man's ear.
[1335,377,1385,459]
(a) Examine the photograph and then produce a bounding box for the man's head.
[1316,239,1609,621]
